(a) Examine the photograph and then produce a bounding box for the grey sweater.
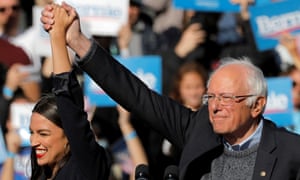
[201,144,259,180]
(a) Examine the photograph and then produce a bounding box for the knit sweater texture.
[200,144,259,180]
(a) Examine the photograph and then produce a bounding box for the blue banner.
[0,147,31,180]
[84,55,162,107]
[255,0,286,6]
[0,127,7,164]
[173,0,239,12]
[172,0,285,12]
[249,0,300,51]
[264,77,293,127]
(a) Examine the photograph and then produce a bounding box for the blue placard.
[290,111,300,134]
[84,55,162,107]
[172,0,285,12]
[249,0,300,51]
[264,77,293,127]
[13,147,31,180]
[0,127,7,164]
[173,0,239,12]
[255,0,286,6]
[0,147,31,180]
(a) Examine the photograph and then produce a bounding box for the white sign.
[55,0,129,36]
[32,6,52,57]
[32,1,128,56]
[0,127,7,163]
[10,103,35,147]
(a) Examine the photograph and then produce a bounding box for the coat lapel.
[179,112,222,179]
[252,120,277,180]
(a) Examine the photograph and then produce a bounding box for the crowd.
[1,0,300,179]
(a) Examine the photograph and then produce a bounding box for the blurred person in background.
[0,0,41,102]
[281,65,300,134]
[0,39,41,102]
[0,0,43,99]
[290,67,300,112]
[151,61,208,179]
[0,125,22,180]
[0,0,21,39]
[0,63,32,180]
[0,63,30,133]
[0,98,28,180]
[111,0,159,57]
[142,0,184,34]
[115,105,148,180]
[160,9,220,95]
[169,61,208,111]
[275,32,300,72]
[13,0,55,94]
[219,0,280,77]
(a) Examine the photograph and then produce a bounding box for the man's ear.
[251,96,266,118]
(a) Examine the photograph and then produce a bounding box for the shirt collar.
[224,119,263,151]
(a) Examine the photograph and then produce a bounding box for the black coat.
[51,72,111,179]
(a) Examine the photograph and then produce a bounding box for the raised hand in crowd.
[117,104,148,167]
[3,64,29,98]
[230,0,254,20]
[117,24,132,54]
[174,23,206,59]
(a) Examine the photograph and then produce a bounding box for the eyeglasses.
[202,93,256,106]
[0,5,20,13]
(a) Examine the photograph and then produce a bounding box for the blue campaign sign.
[249,0,300,51]
[14,147,31,180]
[84,55,162,107]
[1,127,31,180]
[0,127,7,163]
[0,130,31,180]
[172,0,284,12]
[0,147,31,180]
[255,0,286,6]
[264,77,293,127]
[173,0,239,12]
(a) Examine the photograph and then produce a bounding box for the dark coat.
[50,72,111,179]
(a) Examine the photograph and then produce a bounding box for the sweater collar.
[223,119,263,151]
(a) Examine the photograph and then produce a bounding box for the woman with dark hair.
[30,94,71,179]
[29,4,111,180]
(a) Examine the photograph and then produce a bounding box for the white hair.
[207,57,267,108]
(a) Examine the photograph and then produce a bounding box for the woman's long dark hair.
[30,94,71,180]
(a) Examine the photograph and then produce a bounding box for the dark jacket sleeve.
[0,94,10,134]
[76,40,199,149]
[52,71,111,180]
[161,49,185,95]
